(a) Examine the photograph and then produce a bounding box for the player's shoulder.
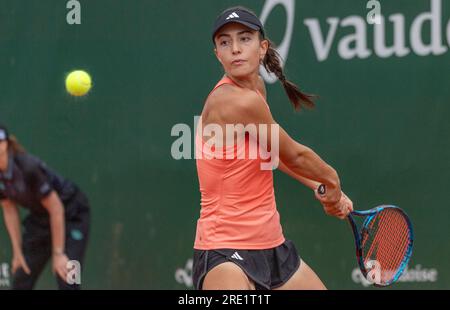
[208,83,264,114]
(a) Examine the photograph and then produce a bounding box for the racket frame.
[349,205,414,287]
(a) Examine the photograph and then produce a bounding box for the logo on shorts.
[231,252,244,261]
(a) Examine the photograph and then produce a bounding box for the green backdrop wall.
[0,0,449,289]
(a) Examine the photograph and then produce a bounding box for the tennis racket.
[318,184,414,287]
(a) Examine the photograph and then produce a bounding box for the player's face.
[214,23,268,79]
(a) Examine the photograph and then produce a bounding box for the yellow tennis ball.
[65,70,92,96]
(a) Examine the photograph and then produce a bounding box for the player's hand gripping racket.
[318,184,414,287]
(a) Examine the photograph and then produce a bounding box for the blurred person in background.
[0,124,90,290]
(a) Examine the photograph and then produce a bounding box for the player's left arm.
[277,160,321,190]
[257,75,353,217]
[277,160,353,217]
[258,77,324,191]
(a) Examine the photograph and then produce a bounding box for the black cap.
[0,124,9,141]
[212,7,265,43]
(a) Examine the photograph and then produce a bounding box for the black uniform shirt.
[0,152,77,214]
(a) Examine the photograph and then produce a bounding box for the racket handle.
[317,184,326,196]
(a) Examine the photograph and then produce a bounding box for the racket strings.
[367,211,409,280]
[367,211,408,269]
[374,211,408,272]
[360,208,411,284]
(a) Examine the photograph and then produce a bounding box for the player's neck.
[227,72,260,92]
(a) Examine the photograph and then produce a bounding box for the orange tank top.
[194,77,285,250]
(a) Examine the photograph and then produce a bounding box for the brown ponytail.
[8,135,26,154]
[262,39,317,111]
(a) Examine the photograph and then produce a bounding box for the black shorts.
[193,239,301,290]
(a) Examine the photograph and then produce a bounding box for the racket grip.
[318,184,326,196]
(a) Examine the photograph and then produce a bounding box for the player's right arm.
[1,199,31,274]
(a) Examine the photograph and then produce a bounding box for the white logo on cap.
[226,12,240,20]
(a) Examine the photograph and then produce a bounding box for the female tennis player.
[193,6,353,290]
[0,124,90,290]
